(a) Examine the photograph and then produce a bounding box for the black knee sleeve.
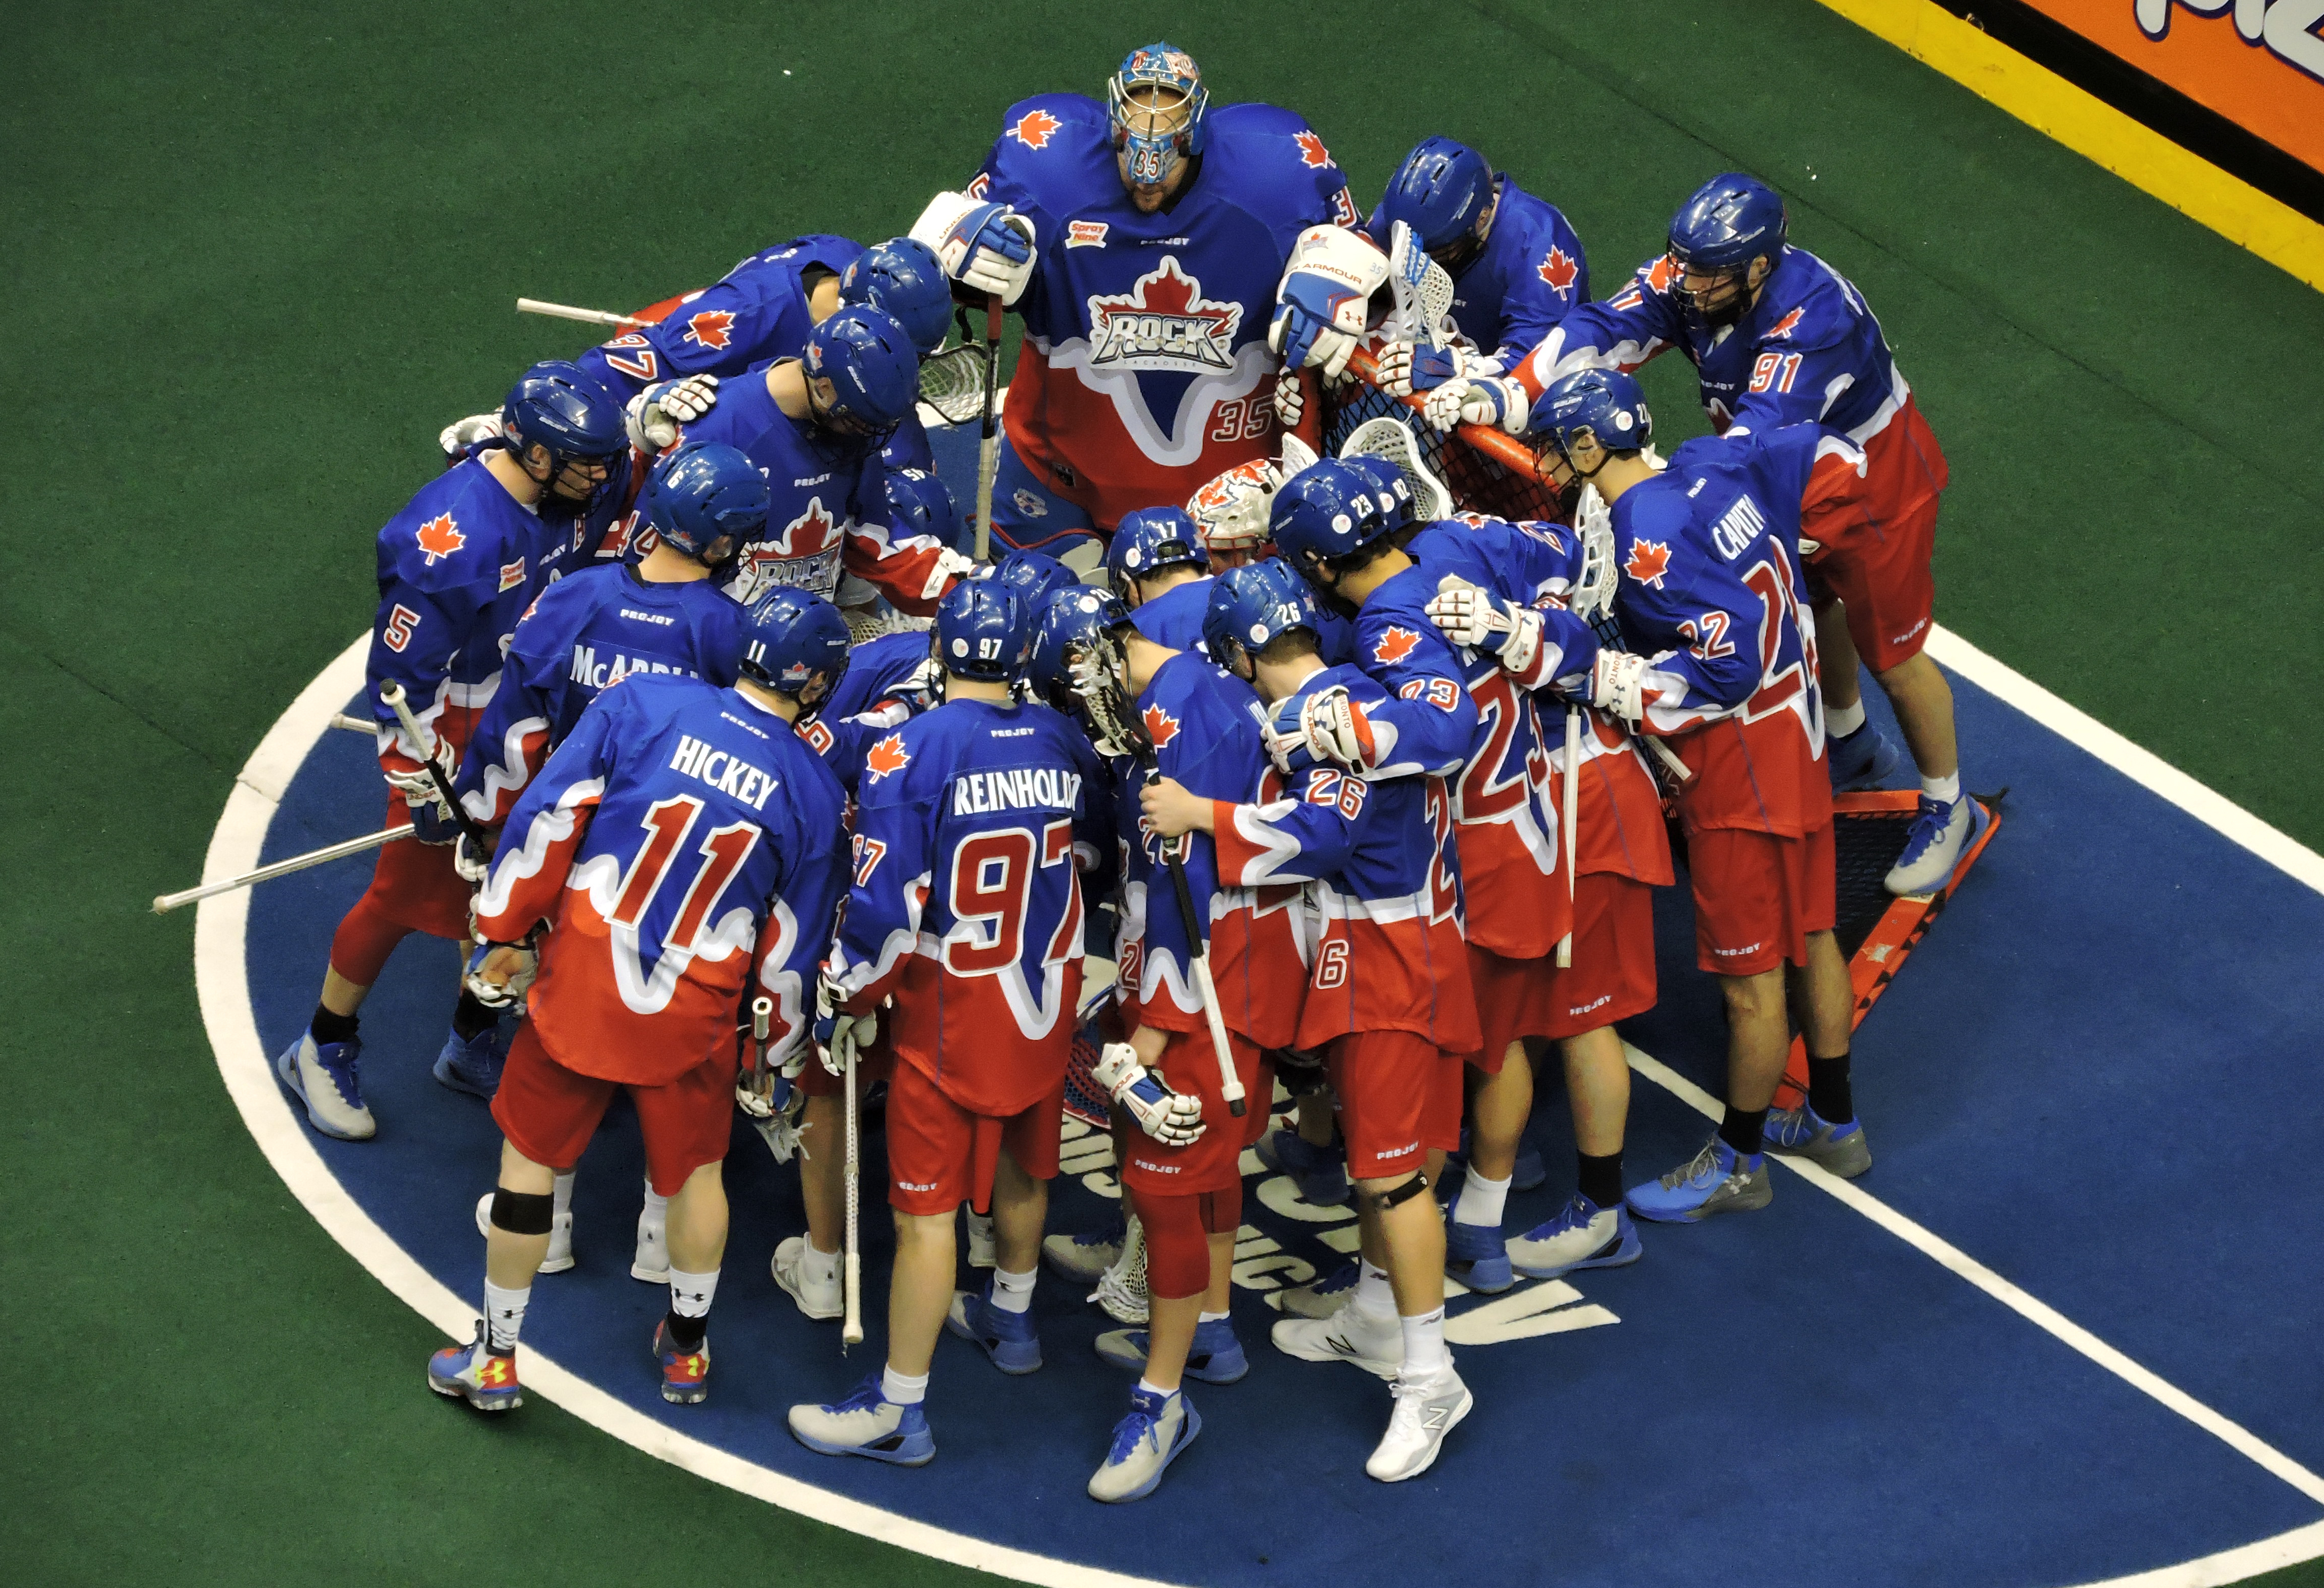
[489,1188,556,1235]
[1369,1171,1430,1212]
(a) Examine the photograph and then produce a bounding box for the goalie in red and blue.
[425,587,851,1415]
[787,580,1109,1471]
[1529,368,1891,1224]
[910,43,1357,571]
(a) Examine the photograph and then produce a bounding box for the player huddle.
[269,41,1979,1502]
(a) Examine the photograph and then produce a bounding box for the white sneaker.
[275,1032,374,1141]
[1366,1367,1472,1482]
[633,1206,669,1284]
[1270,1305,1401,1379]
[772,1234,844,1320]
[472,1192,573,1274]
[966,1209,997,1269]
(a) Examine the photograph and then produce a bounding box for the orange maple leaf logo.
[1645,254,1678,294]
[865,733,911,783]
[1373,626,1422,665]
[1010,108,1061,149]
[1537,245,1579,297]
[684,309,736,352]
[1142,703,1181,750]
[1294,130,1334,170]
[1624,538,1673,589]
[1767,306,1805,340]
[414,513,466,566]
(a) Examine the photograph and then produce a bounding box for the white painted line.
[1625,1042,2324,1508]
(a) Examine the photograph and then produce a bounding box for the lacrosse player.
[426,590,849,1413]
[1105,507,1214,652]
[788,581,1109,1467]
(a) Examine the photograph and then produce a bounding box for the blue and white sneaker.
[788,1374,935,1466]
[1270,1258,1358,1318]
[1763,1104,1873,1178]
[1042,1215,1124,1284]
[1885,793,1976,895]
[946,1283,1042,1374]
[1625,1136,1772,1224]
[277,1031,374,1140]
[432,1025,505,1099]
[1088,1385,1202,1502]
[1253,1127,1350,1207]
[1095,1316,1249,1384]
[1506,1194,1641,1279]
[1442,1188,1514,1294]
[1828,722,1902,792]
[426,1323,520,1412]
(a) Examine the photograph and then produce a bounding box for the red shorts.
[1120,1026,1266,1196]
[794,1028,896,1098]
[1465,945,1558,1074]
[1327,1030,1464,1182]
[491,1022,733,1196]
[1686,822,1837,977]
[1808,491,1937,673]
[885,1057,1065,1217]
[1545,872,1659,1038]
[351,793,473,940]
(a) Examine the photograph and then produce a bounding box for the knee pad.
[1132,1189,1211,1299]
[1368,1171,1430,1213]
[489,1188,556,1235]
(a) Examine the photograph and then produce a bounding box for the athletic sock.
[1577,1151,1624,1212]
[450,988,499,1042]
[1827,699,1868,739]
[310,1005,359,1047]
[1353,1259,1395,1321]
[1136,1376,1178,1402]
[483,1279,529,1353]
[1197,1310,1230,1326]
[881,1365,929,1405]
[641,1183,668,1228]
[1922,771,1962,805]
[1452,1169,1510,1226]
[990,1264,1037,1314]
[551,1172,574,1223]
[664,1267,718,1351]
[1807,1053,1855,1126]
[1399,1307,1449,1380]
[802,1241,840,1281]
[1717,1106,1767,1160]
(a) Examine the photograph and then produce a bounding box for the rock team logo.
[683,309,736,352]
[734,498,843,600]
[1537,245,1580,298]
[414,513,465,566]
[1009,107,1061,149]
[1624,538,1673,589]
[1085,256,1242,371]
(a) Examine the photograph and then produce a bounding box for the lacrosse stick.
[381,682,493,849]
[152,824,413,913]
[842,1031,864,1346]
[972,298,1004,561]
[1558,706,1580,969]
[745,996,773,1101]
[1384,220,1456,350]
[329,713,374,735]
[917,340,991,427]
[1339,416,1453,524]
[1068,632,1247,1117]
[516,297,648,330]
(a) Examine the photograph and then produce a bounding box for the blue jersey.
[1367,175,1589,367]
[475,674,848,1085]
[1129,574,1214,655]
[1346,562,1482,783]
[820,629,930,724]
[455,564,743,826]
[575,235,862,406]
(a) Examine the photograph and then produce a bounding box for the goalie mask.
[1187,457,1282,562]
[1108,43,1207,190]
[1666,172,1787,327]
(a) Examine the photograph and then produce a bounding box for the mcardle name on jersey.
[567,645,702,690]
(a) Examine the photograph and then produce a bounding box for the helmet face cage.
[1108,45,1206,187]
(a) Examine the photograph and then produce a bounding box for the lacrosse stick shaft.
[330,713,374,735]
[747,995,773,1094]
[1641,734,1692,783]
[1558,706,1580,969]
[842,1043,864,1345]
[153,824,414,913]
[1150,771,1247,1116]
[516,297,647,329]
[973,296,1002,562]
[380,682,491,848]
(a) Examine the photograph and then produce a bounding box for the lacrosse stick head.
[1383,219,1458,350]
[1027,588,1143,756]
[914,342,989,427]
[1339,417,1452,525]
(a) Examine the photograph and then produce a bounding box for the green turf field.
[7,3,2320,1582]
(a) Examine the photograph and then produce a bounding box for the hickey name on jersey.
[668,733,782,811]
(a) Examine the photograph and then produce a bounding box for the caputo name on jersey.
[667,734,782,811]
[950,767,1084,817]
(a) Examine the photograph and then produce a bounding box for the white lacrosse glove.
[1423,374,1529,435]
[1271,368,1305,430]
[624,373,720,452]
[452,829,495,885]
[1588,650,1652,723]
[1268,225,1387,379]
[438,411,503,461]
[1092,1041,1207,1147]
[1425,582,1543,676]
[910,191,1037,305]
[888,655,947,715]
[382,736,457,810]
[1375,340,1477,397]
[812,975,876,1077]
[462,941,537,1012]
[1278,684,1381,774]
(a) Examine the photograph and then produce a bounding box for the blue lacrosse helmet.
[501,360,626,509]
[1028,586,1134,712]
[1667,173,1787,320]
[995,550,1081,614]
[1338,456,1414,536]
[1529,368,1652,457]
[1106,506,1206,593]
[1201,559,1320,670]
[803,304,921,438]
[934,578,1033,682]
[639,441,770,562]
[1108,43,1208,187]
[840,238,953,357]
[885,468,963,552]
[1378,136,1495,263]
[738,586,852,705]
[1269,459,1391,584]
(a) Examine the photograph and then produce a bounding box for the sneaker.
[1042,1216,1124,1284]
[1885,793,1972,895]
[1625,1136,1772,1224]
[472,1192,574,1274]
[1270,1305,1401,1380]
[947,1283,1042,1374]
[966,1208,997,1269]
[1365,1367,1472,1483]
[1507,1194,1641,1279]
[773,1234,844,1320]
[1088,1385,1202,1503]
[1253,1128,1350,1207]
[1763,1105,1873,1178]
[426,1323,520,1412]
[1094,1316,1248,1384]
[1828,722,1902,793]
[432,1025,505,1099]
[789,1374,935,1466]
[1270,1258,1358,1318]
[633,1202,669,1285]
[651,1319,710,1405]
[1442,1188,1514,1294]
[276,1031,374,1141]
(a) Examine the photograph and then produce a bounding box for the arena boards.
[195,630,2324,1588]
